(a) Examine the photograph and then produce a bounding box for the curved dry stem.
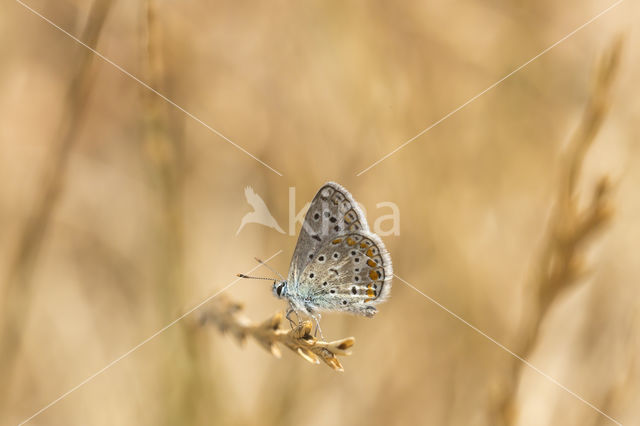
[535,36,622,334]
[0,0,115,412]
[198,295,355,372]
[495,37,623,425]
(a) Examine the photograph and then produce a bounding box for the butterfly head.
[273,280,288,299]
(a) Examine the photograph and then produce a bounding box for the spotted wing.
[297,231,392,317]
[288,182,368,285]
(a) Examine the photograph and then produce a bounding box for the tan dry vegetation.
[199,295,355,372]
[1,1,639,425]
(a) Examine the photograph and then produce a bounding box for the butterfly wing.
[296,231,392,317]
[288,182,369,286]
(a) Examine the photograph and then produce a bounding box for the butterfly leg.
[311,313,324,340]
[285,308,295,329]
[285,303,299,329]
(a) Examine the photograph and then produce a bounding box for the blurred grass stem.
[0,0,113,411]
[496,37,623,426]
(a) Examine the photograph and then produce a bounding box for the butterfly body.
[274,182,392,324]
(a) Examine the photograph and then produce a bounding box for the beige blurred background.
[1,0,639,425]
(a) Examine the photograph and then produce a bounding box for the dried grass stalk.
[0,0,114,412]
[198,295,355,372]
[534,38,622,323]
[496,37,623,425]
[141,1,199,424]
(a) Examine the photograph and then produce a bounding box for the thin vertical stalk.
[141,2,208,424]
[495,38,622,425]
[0,0,113,413]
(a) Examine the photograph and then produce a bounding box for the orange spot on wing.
[347,237,356,246]
[366,248,374,257]
[332,239,342,244]
[367,259,377,267]
[366,289,375,297]
[360,242,367,248]
[369,270,378,280]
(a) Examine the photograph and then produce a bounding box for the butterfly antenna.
[254,257,285,281]
[236,274,274,281]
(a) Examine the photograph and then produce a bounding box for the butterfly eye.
[276,283,284,296]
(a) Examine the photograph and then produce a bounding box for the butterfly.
[240,182,392,337]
